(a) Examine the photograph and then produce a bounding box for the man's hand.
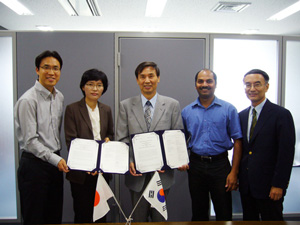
[57,159,69,173]
[87,171,98,176]
[269,187,283,201]
[225,171,238,192]
[129,162,142,176]
[178,164,189,171]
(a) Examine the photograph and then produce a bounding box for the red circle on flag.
[159,189,165,196]
[94,190,100,206]
[157,189,165,203]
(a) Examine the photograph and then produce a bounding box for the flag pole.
[127,192,144,224]
[127,172,156,223]
[111,195,129,223]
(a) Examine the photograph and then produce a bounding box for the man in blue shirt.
[182,69,242,221]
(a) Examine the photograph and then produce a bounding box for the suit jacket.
[239,99,295,199]
[64,98,114,184]
[116,94,183,192]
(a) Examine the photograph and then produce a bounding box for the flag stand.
[125,217,133,225]
[126,192,145,225]
[95,172,166,224]
[125,171,167,224]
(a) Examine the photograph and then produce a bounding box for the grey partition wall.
[116,34,208,222]
[16,32,115,223]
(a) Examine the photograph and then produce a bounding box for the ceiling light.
[58,0,101,16]
[0,0,33,15]
[212,2,251,13]
[145,0,167,17]
[58,0,78,16]
[86,0,101,16]
[36,25,54,31]
[268,0,300,21]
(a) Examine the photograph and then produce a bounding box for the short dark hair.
[244,69,269,83]
[80,69,109,96]
[195,69,217,84]
[35,50,63,69]
[135,62,160,78]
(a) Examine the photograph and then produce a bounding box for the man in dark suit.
[239,69,295,221]
[116,61,188,222]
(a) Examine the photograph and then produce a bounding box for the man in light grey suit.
[116,61,188,222]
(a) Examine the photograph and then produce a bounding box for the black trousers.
[188,153,232,221]
[70,173,110,223]
[18,152,63,224]
[240,193,284,221]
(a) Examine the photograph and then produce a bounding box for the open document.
[67,138,129,174]
[131,130,189,173]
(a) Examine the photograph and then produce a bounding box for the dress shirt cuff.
[48,152,62,167]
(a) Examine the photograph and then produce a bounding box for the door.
[117,35,207,221]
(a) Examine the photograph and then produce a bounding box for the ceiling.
[1,0,300,36]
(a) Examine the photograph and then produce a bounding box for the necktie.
[250,108,257,140]
[144,101,152,131]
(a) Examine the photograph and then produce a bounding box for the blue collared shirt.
[182,97,242,156]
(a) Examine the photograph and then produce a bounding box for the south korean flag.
[142,171,168,220]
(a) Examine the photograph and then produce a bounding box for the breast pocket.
[209,115,227,143]
[209,122,226,142]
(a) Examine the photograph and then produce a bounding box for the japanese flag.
[93,173,114,222]
[143,171,168,220]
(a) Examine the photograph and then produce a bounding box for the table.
[60,221,299,225]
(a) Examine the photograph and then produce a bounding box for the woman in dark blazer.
[64,69,114,223]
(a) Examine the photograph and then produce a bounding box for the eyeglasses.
[85,83,104,90]
[244,83,265,90]
[40,65,60,72]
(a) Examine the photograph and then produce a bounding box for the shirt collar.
[141,93,158,108]
[251,98,267,116]
[86,103,99,112]
[34,80,57,99]
[192,96,221,108]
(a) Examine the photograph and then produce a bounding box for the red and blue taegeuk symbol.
[157,189,165,203]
